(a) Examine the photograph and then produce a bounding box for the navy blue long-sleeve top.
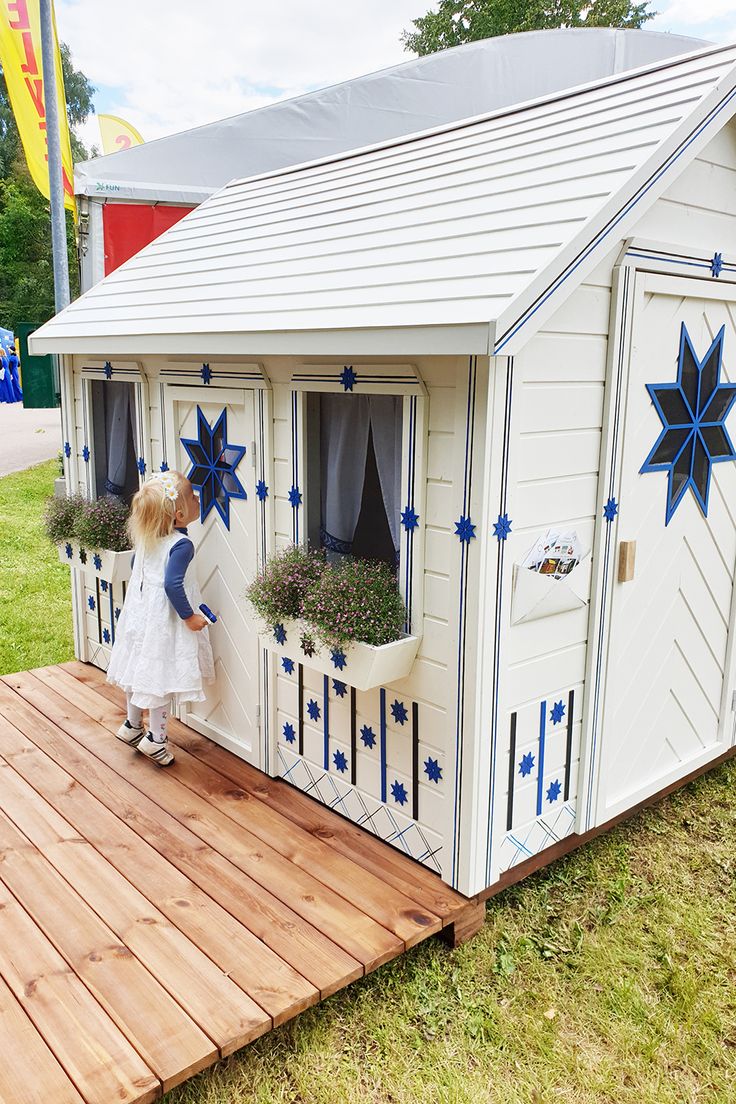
[132,527,195,619]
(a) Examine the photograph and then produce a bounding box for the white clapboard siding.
[31,46,736,356]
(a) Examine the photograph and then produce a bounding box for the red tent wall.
[102,203,194,275]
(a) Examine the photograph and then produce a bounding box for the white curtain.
[319,393,402,555]
[104,383,137,496]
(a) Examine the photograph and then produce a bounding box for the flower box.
[57,541,133,587]
[260,618,420,691]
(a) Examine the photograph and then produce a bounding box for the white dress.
[107,530,215,709]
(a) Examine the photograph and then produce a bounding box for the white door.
[165,385,261,767]
[592,276,736,824]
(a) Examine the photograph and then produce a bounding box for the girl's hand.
[185,613,209,632]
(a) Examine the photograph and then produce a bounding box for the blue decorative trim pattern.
[82,445,90,463]
[454,514,476,543]
[137,457,146,475]
[201,363,212,384]
[103,361,113,379]
[493,512,512,541]
[256,479,268,501]
[711,252,724,277]
[340,365,357,391]
[320,526,352,554]
[64,441,71,458]
[603,496,618,522]
[181,406,247,529]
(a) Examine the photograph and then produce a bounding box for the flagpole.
[39,0,70,313]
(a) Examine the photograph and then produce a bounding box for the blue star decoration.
[63,441,71,458]
[181,406,247,529]
[307,699,321,722]
[102,627,111,644]
[288,485,302,509]
[114,607,121,620]
[201,363,212,384]
[281,657,295,675]
[546,779,562,803]
[424,757,443,783]
[455,514,476,543]
[711,252,723,278]
[93,553,102,571]
[493,512,512,541]
[391,699,408,725]
[391,780,408,806]
[360,725,376,748]
[160,461,169,472]
[550,700,566,726]
[333,749,348,773]
[331,649,347,671]
[519,751,535,777]
[65,542,73,559]
[101,580,108,593]
[603,496,618,522]
[137,457,146,476]
[256,480,268,502]
[273,623,287,645]
[641,323,736,525]
[340,365,357,391]
[401,505,419,532]
[103,361,113,379]
[87,595,95,611]
[78,548,87,565]
[283,722,296,744]
[332,679,347,698]
[82,445,90,463]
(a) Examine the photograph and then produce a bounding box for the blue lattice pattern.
[499,803,576,872]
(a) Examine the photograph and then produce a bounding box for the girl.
[107,470,214,766]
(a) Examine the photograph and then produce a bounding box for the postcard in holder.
[511,549,591,625]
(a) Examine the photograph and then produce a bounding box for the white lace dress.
[107,531,215,709]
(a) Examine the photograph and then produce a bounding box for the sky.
[55,0,736,156]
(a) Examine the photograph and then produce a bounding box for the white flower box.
[57,541,133,587]
[260,618,420,691]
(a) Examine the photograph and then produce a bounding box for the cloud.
[57,0,425,146]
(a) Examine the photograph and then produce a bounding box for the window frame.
[79,361,149,499]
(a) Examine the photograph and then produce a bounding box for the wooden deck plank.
[0,860,159,1104]
[68,661,470,920]
[0,679,357,1005]
[42,668,443,947]
[10,669,404,973]
[0,723,269,1062]
[0,972,87,1104]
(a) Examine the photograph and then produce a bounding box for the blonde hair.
[128,470,189,553]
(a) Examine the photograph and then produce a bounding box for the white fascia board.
[28,322,491,359]
[73,176,212,204]
[490,63,736,356]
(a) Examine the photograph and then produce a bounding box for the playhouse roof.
[32,42,736,359]
[75,29,707,204]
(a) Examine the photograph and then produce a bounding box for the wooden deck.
[0,662,480,1104]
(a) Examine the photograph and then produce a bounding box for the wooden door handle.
[618,540,636,583]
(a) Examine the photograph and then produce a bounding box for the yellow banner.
[98,113,144,156]
[0,0,75,211]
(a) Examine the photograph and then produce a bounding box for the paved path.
[0,404,62,477]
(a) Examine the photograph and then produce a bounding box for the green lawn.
[2,463,735,1102]
[0,460,74,675]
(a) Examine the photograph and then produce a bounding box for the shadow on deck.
[0,662,482,1104]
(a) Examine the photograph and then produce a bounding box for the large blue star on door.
[181,406,247,529]
[640,323,736,525]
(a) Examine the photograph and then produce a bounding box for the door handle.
[618,540,636,583]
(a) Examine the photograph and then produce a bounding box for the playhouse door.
[164,385,261,767]
[593,277,736,824]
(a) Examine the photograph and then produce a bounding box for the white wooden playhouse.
[32,41,736,898]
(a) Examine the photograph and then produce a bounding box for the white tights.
[126,694,169,744]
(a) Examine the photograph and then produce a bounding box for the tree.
[0,44,94,331]
[401,0,655,56]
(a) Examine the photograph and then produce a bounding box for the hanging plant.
[43,493,87,544]
[74,496,131,552]
[246,544,326,626]
[301,558,407,651]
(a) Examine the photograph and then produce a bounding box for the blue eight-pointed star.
[331,649,347,671]
[256,480,268,501]
[201,363,212,384]
[340,365,357,391]
[401,505,419,532]
[64,441,71,458]
[519,751,535,777]
[391,780,408,806]
[641,322,736,524]
[493,512,512,541]
[711,252,724,278]
[103,628,111,644]
[455,515,476,543]
[424,757,443,783]
[137,456,146,475]
[82,445,90,463]
[288,485,302,509]
[332,679,347,698]
[546,779,562,803]
[603,497,618,522]
[391,699,408,725]
[360,725,376,748]
[307,699,321,722]
[181,406,247,528]
[273,623,287,645]
[281,657,294,675]
[104,361,113,379]
[93,554,102,571]
[550,700,566,725]
[333,749,348,773]
[283,722,296,744]
[101,580,108,593]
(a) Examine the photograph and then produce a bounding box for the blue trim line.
[536,701,547,817]
[380,688,387,803]
[323,674,330,769]
[495,84,736,353]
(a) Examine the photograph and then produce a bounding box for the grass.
[2,463,735,1102]
[0,459,74,675]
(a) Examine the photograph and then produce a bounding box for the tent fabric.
[74,29,707,204]
[30,43,736,358]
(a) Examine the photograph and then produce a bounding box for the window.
[306,392,403,570]
[89,380,139,501]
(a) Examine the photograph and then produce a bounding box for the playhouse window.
[306,393,402,570]
[89,380,139,501]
